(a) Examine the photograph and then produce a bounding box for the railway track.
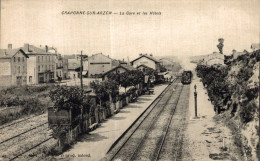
[0,114,46,130]
[104,78,185,161]
[0,122,48,145]
[9,136,53,161]
[0,122,52,161]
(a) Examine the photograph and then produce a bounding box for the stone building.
[102,64,136,80]
[0,44,28,86]
[131,53,161,72]
[22,44,57,84]
[88,53,119,77]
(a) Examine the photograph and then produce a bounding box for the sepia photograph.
[0,0,259,160]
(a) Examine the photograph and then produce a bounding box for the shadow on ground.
[77,133,108,143]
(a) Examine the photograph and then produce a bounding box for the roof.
[102,64,136,76]
[0,48,28,59]
[131,54,160,63]
[88,53,112,60]
[136,64,154,70]
[251,43,260,50]
[21,45,56,55]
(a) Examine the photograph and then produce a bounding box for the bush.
[240,101,258,123]
[49,86,89,111]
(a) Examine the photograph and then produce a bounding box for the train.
[181,70,192,84]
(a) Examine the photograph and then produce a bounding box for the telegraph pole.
[80,50,83,89]
[194,84,198,118]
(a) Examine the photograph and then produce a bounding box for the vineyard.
[196,50,259,159]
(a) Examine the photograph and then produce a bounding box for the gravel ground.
[157,84,190,161]
[131,84,183,161]
[181,75,245,161]
[0,114,47,143]
[0,114,52,160]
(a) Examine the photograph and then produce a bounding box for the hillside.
[154,55,182,72]
[195,50,259,160]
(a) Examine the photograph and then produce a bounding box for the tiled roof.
[89,53,112,60]
[21,45,55,55]
[0,48,28,59]
[102,64,136,76]
[131,54,160,63]
[136,64,154,70]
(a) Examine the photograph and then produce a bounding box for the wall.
[104,67,127,80]
[11,50,28,86]
[132,57,156,70]
[27,56,37,84]
[88,54,112,76]
[0,75,12,86]
[35,54,56,83]
[0,59,11,76]
[68,70,79,79]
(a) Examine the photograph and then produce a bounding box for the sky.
[1,0,260,61]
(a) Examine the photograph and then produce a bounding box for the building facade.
[22,44,57,84]
[88,53,114,77]
[131,54,161,72]
[56,54,63,79]
[0,45,28,86]
[102,64,136,80]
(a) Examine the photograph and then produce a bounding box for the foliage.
[49,86,89,111]
[196,50,259,124]
[0,85,54,125]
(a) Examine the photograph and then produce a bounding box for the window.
[38,66,40,72]
[42,65,43,71]
[18,57,20,62]
[18,66,20,73]
[23,66,25,72]
[14,57,16,62]
[49,56,50,61]
[29,76,32,83]
[38,56,40,62]
[42,56,43,61]
[46,65,47,71]
[52,65,54,70]
[22,57,24,62]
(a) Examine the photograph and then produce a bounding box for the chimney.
[139,53,143,56]
[24,43,29,52]
[8,44,12,49]
[232,49,236,55]
[150,53,153,57]
[45,45,48,53]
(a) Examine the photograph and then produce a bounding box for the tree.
[102,80,119,105]
[217,38,224,54]
[49,86,87,111]
[90,82,107,107]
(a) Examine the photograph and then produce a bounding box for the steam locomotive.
[181,70,192,84]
